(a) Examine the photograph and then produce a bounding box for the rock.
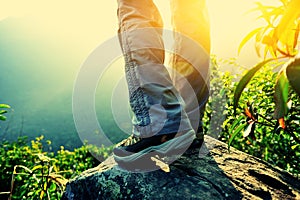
[62,136,300,200]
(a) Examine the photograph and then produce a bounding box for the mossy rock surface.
[62,136,300,200]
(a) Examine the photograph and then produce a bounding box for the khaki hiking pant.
[117,0,210,138]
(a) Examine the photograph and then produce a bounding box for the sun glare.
[0,0,283,67]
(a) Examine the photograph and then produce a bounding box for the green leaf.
[31,165,43,172]
[229,115,244,134]
[292,144,300,150]
[27,191,34,197]
[49,183,57,192]
[238,27,263,55]
[234,58,276,113]
[228,123,247,151]
[0,104,10,109]
[274,70,289,119]
[0,110,7,114]
[286,56,300,97]
[19,189,27,198]
[36,153,52,162]
[0,115,7,121]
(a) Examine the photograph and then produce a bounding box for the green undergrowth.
[203,57,300,176]
[0,135,113,199]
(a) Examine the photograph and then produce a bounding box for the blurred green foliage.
[0,103,10,121]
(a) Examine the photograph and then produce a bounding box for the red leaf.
[279,118,286,129]
[245,107,256,121]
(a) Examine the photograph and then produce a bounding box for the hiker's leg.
[117,0,194,138]
[170,0,211,133]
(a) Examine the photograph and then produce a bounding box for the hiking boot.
[188,131,204,149]
[113,129,195,169]
[113,133,177,157]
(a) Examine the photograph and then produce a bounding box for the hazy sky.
[1,0,281,68]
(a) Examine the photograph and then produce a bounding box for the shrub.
[0,136,112,199]
[204,58,300,175]
[228,0,300,175]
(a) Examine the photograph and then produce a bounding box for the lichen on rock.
[62,136,300,200]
